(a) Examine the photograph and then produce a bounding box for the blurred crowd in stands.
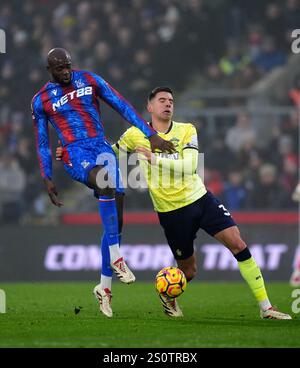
[0,0,299,223]
[203,109,299,210]
[204,0,299,92]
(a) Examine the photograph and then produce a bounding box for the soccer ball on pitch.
[155,266,187,298]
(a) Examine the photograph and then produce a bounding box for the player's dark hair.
[148,86,173,101]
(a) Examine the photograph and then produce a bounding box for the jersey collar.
[149,121,173,134]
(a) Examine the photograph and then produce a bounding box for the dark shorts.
[157,191,236,260]
[62,137,124,194]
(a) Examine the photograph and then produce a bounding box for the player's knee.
[88,166,116,197]
[99,187,115,197]
[93,185,115,198]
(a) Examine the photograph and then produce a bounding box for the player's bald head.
[47,48,72,85]
[47,48,71,67]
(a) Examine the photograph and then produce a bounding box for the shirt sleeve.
[156,124,199,174]
[156,148,198,175]
[182,124,199,151]
[85,71,157,138]
[31,96,52,180]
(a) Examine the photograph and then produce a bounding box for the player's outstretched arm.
[136,147,198,175]
[85,72,175,153]
[137,124,199,170]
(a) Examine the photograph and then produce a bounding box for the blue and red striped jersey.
[31,69,156,179]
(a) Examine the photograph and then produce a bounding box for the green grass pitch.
[0,282,299,348]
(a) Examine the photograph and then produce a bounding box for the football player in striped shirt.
[32,49,174,318]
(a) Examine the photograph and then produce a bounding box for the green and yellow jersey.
[113,121,207,212]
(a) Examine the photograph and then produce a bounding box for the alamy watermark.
[0,29,6,53]
[291,29,300,53]
[92,152,205,190]
[291,289,300,314]
[0,289,6,313]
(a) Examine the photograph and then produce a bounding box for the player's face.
[148,92,174,121]
[48,61,72,85]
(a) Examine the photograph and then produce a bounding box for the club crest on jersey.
[81,160,90,169]
[52,89,57,96]
[75,79,85,88]
[170,137,180,148]
[52,86,92,111]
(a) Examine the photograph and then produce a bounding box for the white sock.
[259,298,272,311]
[100,275,112,291]
[109,243,121,263]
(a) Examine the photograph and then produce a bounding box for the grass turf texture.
[0,282,298,348]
